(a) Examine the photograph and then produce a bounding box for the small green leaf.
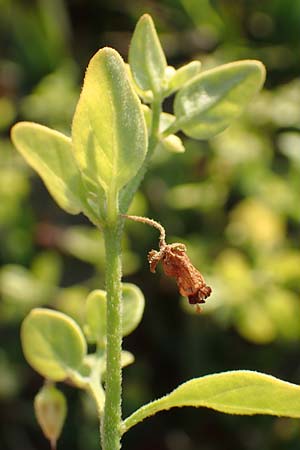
[159,112,176,134]
[122,283,145,337]
[129,14,167,95]
[174,60,266,139]
[21,308,87,381]
[72,47,147,195]
[84,290,106,345]
[84,283,145,344]
[11,122,84,214]
[125,64,154,103]
[155,113,185,152]
[167,61,201,95]
[122,370,300,434]
[121,350,135,368]
[157,135,185,153]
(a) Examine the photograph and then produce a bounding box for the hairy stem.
[101,97,162,450]
[101,217,123,450]
[122,214,166,248]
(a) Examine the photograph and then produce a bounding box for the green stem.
[100,97,162,450]
[102,216,123,450]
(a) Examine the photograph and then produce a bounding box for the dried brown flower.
[122,215,212,310]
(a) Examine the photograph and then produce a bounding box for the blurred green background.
[0,0,300,449]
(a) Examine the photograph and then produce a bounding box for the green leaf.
[157,135,185,154]
[21,308,87,381]
[174,60,266,139]
[125,64,154,103]
[167,61,201,95]
[122,283,145,336]
[129,14,167,95]
[84,290,107,346]
[121,350,135,369]
[155,113,185,153]
[11,122,84,214]
[159,112,176,134]
[72,47,147,195]
[122,370,300,434]
[84,283,145,344]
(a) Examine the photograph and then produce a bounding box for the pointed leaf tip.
[129,14,167,95]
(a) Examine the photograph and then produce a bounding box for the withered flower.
[122,215,212,310]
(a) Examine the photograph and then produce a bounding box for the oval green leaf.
[122,370,300,434]
[72,47,147,195]
[174,60,266,139]
[84,283,145,344]
[11,122,84,214]
[21,308,87,381]
[129,14,167,95]
[84,290,107,345]
[122,283,145,336]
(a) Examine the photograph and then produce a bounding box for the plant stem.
[102,217,123,450]
[101,97,162,450]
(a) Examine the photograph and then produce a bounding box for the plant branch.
[101,216,123,450]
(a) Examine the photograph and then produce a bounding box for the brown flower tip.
[122,214,212,310]
[148,243,212,308]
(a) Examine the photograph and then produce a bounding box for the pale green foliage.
[157,134,185,154]
[11,123,84,214]
[157,113,185,153]
[166,61,202,96]
[21,308,87,381]
[72,48,147,196]
[11,48,148,226]
[122,370,300,433]
[120,350,135,369]
[129,14,167,95]
[121,283,145,336]
[84,290,107,346]
[84,283,145,346]
[173,60,266,139]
